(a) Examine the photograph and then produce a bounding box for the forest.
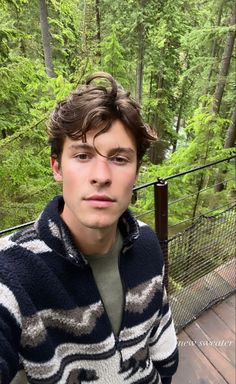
[0,0,235,232]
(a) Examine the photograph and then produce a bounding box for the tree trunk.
[172,104,183,153]
[136,0,146,104]
[95,0,101,63]
[213,2,236,192]
[148,75,167,164]
[192,141,211,221]
[212,2,236,114]
[146,72,154,124]
[224,103,236,148]
[13,4,27,57]
[214,104,236,192]
[172,85,185,153]
[2,129,7,139]
[206,0,224,86]
[39,0,56,78]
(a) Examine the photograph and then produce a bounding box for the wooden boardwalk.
[172,293,235,384]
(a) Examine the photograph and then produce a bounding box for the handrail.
[133,154,236,191]
[164,154,236,182]
[0,221,35,236]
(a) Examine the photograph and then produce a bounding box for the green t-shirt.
[86,231,124,335]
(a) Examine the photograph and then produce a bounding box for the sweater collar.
[34,196,140,267]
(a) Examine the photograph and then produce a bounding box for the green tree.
[0,0,235,231]
[100,26,129,83]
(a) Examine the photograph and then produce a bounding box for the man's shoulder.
[136,220,164,261]
[137,220,159,241]
[0,226,43,258]
[0,225,54,288]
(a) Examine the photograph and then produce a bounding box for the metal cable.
[168,176,236,206]
[168,204,232,228]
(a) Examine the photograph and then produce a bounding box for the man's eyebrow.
[68,143,94,151]
[109,147,136,156]
[68,143,136,156]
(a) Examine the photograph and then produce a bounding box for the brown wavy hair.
[48,72,156,166]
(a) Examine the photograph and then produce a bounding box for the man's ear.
[51,157,63,182]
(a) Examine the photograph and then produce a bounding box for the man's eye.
[110,156,129,164]
[75,153,91,160]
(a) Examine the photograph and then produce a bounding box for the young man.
[0,73,178,384]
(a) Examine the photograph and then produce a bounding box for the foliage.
[100,26,130,85]
[0,0,235,233]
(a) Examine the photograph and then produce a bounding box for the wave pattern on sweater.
[0,196,178,384]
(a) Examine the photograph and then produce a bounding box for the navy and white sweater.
[0,196,178,384]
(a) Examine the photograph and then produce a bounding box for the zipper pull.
[115,336,122,352]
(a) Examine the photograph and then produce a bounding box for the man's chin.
[83,216,118,230]
[86,222,116,230]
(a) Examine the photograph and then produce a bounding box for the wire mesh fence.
[166,204,236,332]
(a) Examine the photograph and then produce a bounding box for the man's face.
[51,120,138,234]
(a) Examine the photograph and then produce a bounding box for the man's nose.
[90,157,112,186]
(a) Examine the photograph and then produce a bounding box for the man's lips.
[84,195,116,208]
[84,195,116,202]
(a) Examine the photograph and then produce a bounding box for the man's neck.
[77,227,118,256]
[62,216,118,256]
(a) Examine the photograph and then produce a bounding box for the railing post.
[154,178,169,292]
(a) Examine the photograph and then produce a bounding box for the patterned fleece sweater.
[0,196,178,384]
